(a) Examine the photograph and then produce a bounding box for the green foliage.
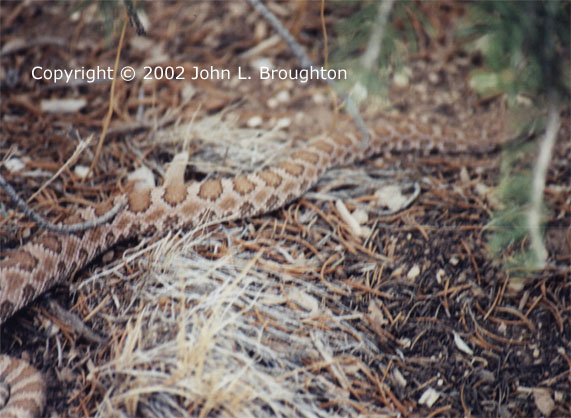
[73,0,122,34]
[462,2,568,272]
[487,140,535,251]
[329,1,425,97]
[72,0,144,39]
[487,209,528,253]
[462,0,570,100]
[486,137,550,273]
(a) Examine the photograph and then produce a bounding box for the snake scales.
[0,118,497,416]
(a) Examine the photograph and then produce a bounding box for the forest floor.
[1,2,569,417]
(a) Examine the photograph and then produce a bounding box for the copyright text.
[32,65,114,83]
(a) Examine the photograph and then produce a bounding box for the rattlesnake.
[0,117,499,416]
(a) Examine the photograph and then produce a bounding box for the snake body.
[0,119,495,415]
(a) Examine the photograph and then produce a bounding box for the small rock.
[428,72,439,84]
[312,92,326,104]
[407,265,420,280]
[460,166,470,182]
[436,269,446,284]
[533,389,555,416]
[393,368,407,387]
[275,117,291,130]
[275,90,290,103]
[5,158,24,173]
[393,71,409,88]
[247,115,263,128]
[128,166,155,189]
[250,57,274,71]
[419,388,440,407]
[351,209,368,225]
[74,165,90,179]
[376,184,409,212]
[41,98,86,113]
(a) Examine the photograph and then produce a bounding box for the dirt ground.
[1,1,569,417]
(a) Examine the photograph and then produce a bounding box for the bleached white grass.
[72,114,390,416]
[151,112,293,177]
[85,224,381,417]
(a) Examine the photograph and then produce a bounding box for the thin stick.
[85,13,128,179]
[320,0,328,67]
[244,0,369,150]
[27,134,93,204]
[361,0,395,70]
[123,0,146,36]
[527,98,560,267]
[0,172,124,234]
